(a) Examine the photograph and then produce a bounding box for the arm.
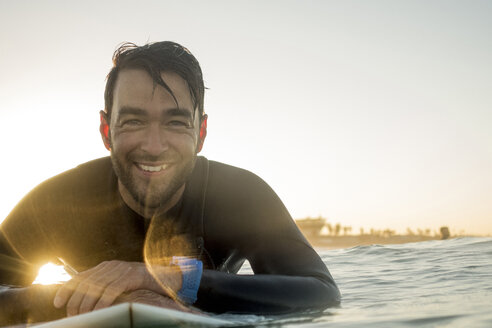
[0,285,66,326]
[0,231,66,325]
[114,289,200,314]
[198,271,339,314]
[0,229,38,287]
[53,260,184,316]
[193,161,341,314]
[195,237,340,314]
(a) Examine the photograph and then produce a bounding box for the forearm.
[0,287,28,325]
[0,285,65,325]
[195,270,340,314]
[114,290,199,314]
[0,241,38,287]
[53,260,185,316]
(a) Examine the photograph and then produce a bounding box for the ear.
[99,110,111,151]
[196,114,208,153]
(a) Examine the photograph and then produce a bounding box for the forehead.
[112,69,194,115]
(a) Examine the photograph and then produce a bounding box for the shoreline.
[307,235,449,249]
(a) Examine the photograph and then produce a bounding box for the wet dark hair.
[104,41,205,121]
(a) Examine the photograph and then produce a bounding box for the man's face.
[108,69,202,214]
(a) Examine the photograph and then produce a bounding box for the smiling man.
[0,42,340,324]
[108,69,202,219]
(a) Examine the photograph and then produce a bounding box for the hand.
[53,260,182,316]
[114,289,201,314]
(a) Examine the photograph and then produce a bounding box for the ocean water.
[224,237,492,327]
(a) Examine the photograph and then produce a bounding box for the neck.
[118,182,185,219]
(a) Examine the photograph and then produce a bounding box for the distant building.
[440,226,450,240]
[295,218,325,237]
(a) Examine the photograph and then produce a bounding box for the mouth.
[135,163,169,173]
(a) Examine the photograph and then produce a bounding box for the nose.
[140,123,169,156]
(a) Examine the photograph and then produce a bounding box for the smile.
[136,163,168,173]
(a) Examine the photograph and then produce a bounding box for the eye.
[121,119,143,126]
[167,120,191,128]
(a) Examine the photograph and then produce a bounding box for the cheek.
[111,132,141,153]
[172,133,199,155]
[111,130,199,155]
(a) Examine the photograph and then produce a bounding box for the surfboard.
[35,302,234,327]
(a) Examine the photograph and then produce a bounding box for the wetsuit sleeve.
[195,163,340,314]
[196,241,340,314]
[0,165,83,286]
[0,231,37,286]
[0,157,118,285]
[0,192,53,287]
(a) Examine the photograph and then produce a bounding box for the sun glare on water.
[32,262,72,285]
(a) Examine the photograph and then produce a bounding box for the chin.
[134,183,182,211]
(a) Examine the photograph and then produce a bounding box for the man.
[0,41,340,323]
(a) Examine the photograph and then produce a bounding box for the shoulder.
[27,157,115,197]
[207,160,273,197]
[3,157,116,225]
[201,158,297,234]
[3,157,116,215]
[47,157,113,187]
[1,157,116,264]
[74,156,113,174]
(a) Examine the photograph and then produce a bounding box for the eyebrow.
[165,107,194,120]
[117,106,147,118]
[117,106,194,120]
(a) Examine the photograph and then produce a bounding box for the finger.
[54,277,81,308]
[77,282,107,314]
[93,277,130,310]
[66,281,91,316]
[63,262,121,315]
[53,261,116,308]
[78,263,128,314]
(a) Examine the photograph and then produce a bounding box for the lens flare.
[32,262,71,285]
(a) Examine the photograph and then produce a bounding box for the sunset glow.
[32,263,71,285]
[1,1,491,235]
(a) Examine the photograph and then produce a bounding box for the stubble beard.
[111,152,196,213]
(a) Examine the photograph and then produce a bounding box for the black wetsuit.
[0,157,340,314]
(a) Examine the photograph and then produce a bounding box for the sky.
[0,0,491,235]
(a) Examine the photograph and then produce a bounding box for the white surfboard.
[35,303,234,327]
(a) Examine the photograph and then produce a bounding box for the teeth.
[138,164,167,172]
